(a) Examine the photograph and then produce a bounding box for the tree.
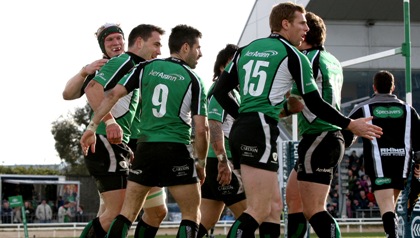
[51,104,91,175]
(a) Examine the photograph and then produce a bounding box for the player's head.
[213,44,238,81]
[373,70,395,94]
[304,12,326,47]
[169,24,202,69]
[270,2,308,47]
[128,24,165,60]
[95,23,125,58]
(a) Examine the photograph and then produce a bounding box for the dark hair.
[128,24,165,47]
[168,24,202,54]
[373,70,394,93]
[305,12,326,47]
[213,44,238,81]
[270,1,306,32]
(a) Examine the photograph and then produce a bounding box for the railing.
[0,218,383,237]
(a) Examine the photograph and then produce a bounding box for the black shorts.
[128,142,199,187]
[84,134,131,192]
[128,138,138,153]
[94,175,127,193]
[229,112,280,172]
[295,131,344,185]
[201,157,246,206]
[365,154,410,192]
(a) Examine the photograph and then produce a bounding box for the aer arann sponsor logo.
[245,50,278,58]
[149,70,185,81]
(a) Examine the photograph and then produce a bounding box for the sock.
[134,218,159,238]
[382,211,398,238]
[107,215,132,238]
[287,212,307,238]
[227,212,259,238]
[309,211,341,238]
[79,219,94,238]
[92,217,107,238]
[259,222,280,238]
[176,219,198,238]
[197,223,209,238]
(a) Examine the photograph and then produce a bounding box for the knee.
[143,205,168,224]
[154,205,168,221]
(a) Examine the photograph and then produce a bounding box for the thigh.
[241,164,279,223]
[286,169,302,213]
[299,180,330,217]
[169,183,201,223]
[200,198,225,228]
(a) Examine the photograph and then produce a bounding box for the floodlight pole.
[402,0,412,105]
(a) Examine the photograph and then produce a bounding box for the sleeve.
[190,74,208,116]
[303,91,351,129]
[213,59,240,119]
[208,95,225,123]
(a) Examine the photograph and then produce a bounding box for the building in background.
[239,0,420,118]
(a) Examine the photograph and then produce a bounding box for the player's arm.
[63,59,108,100]
[291,53,382,140]
[213,70,240,119]
[209,119,232,186]
[80,84,128,155]
[193,115,210,184]
[85,80,120,144]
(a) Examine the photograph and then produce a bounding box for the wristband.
[195,158,206,168]
[86,121,98,132]
[217,154,226,163]
[105,118,117,126]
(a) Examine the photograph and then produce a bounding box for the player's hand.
[279,94,304,118]
[84,59,109,75]
[80,130,96,156]
[414,164,420,178]
[195,164,206,185]
[128,147,135,163]
[217,160,232,186]
[347,117,383,140]
[287,94,305,113]
[106,123,123,144]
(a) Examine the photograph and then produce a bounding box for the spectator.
[23,201,35,223]
[58,201,74,223]
[1,201,13,223]
[76,205,87,222]
[13,207,22,223]
[366,186,376,205]
[35,199,52,223]
[345,199,353,218]
[357,190,370,209]
[56,196,64,210]
[221,209,235,221]
[327,204,338,218]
